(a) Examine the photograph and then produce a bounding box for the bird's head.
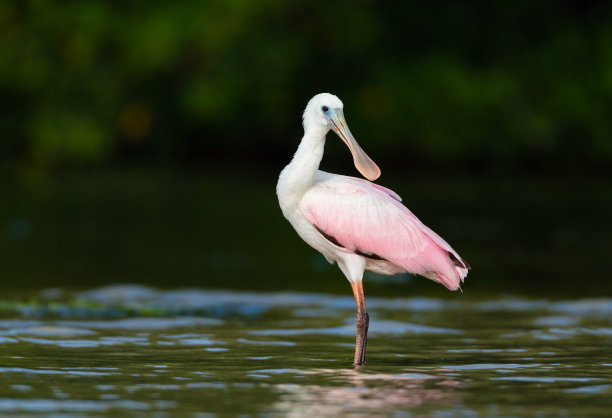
[304,93,381,181]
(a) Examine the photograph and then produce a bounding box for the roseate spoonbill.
[276,93,470,366]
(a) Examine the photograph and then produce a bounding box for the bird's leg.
[350,280,369,366]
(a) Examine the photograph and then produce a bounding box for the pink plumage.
[300,173,468,290]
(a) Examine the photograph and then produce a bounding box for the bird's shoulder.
[301,171,430,259]
[301,171,416,230]
[309,171,402,202]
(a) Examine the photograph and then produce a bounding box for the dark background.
[1,1,611,298]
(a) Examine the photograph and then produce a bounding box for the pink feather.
[300,175,468,290]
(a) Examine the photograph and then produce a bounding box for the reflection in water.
[270,369,461,416]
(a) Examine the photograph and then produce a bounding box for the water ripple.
[443,363,542,371]
[491,376,604,383]
[0,398,152,413]
[565,384,611,394]
[250,320,462,337]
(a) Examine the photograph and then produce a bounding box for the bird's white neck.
[276,122,328,214]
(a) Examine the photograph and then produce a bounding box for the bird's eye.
[321,106,329,112]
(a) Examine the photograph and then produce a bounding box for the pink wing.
[300,175,468,290]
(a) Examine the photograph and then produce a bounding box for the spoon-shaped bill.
[329,110,381,181]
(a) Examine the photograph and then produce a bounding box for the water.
[1,285,611,416]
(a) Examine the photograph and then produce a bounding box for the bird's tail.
[421,250,470,291]
[417,223,470,291]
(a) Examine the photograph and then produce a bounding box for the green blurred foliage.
[1,0,612,171]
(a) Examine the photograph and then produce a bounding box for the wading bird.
[276,93,469,366]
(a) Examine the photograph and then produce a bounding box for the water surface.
[1,285,610,416]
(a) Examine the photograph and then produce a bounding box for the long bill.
[329,110,381,181]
